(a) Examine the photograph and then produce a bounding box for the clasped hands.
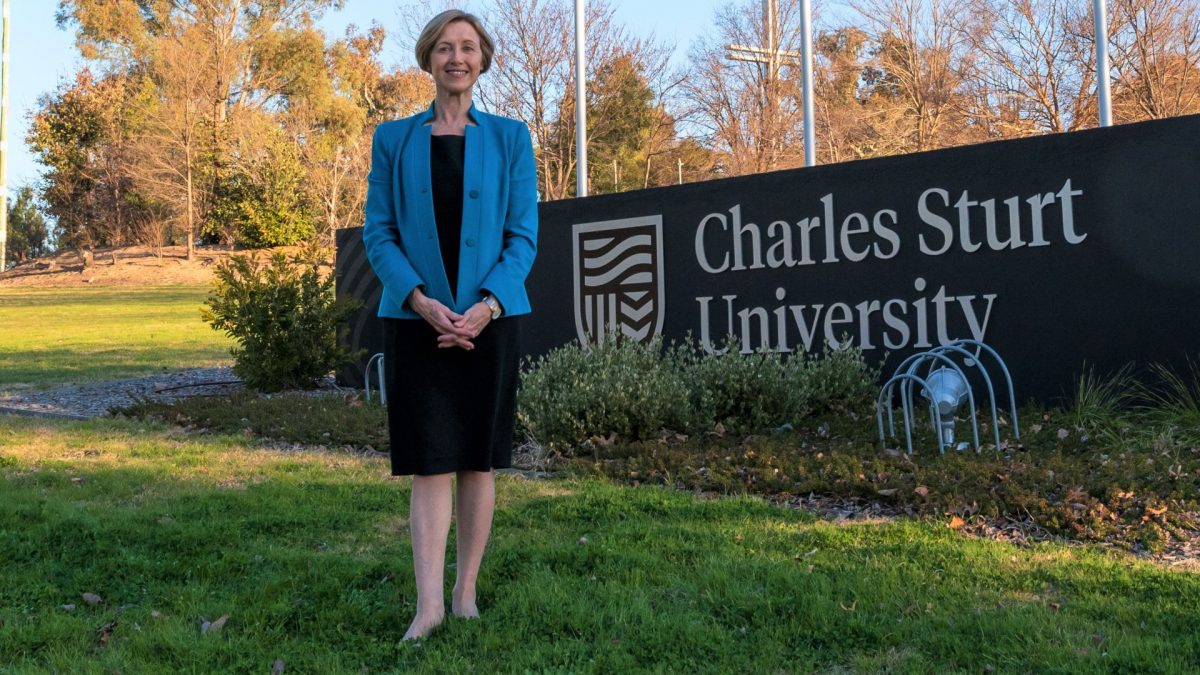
[408,287,491,350]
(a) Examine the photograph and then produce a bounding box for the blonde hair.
[415,10,495,74]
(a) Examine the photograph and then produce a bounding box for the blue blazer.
[362,102,538,319]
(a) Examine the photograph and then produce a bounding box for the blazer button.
[421,186,429,194]
[469,189,479,199]
[465,238,476,247]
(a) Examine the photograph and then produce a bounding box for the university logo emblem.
[572,215,665,346]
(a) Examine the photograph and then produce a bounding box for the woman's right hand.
[408,288,476,350]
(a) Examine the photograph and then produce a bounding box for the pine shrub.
[201,245,361,392]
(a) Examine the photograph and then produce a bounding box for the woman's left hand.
[438,302,492,349]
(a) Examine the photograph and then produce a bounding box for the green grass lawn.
[2,414,1198,674]
[0,286,232,390]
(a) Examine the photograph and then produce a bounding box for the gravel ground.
[0,367,351,419]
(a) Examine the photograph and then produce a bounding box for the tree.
[27,70,144,257]
[811,26,883,162]
[5,187,51,263]
[126,23,213,258]
[207,123,318,247]
[477,0,671,198]
[287,23,432,245]
[849,0,979,153]
[1108,0,1200,121]
[54,0,348,252]
[682,0,812,176]
[965,0,1097,136]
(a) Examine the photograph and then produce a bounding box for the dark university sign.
[337,114,1200,402]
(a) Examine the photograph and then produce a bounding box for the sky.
[3,0,725,192]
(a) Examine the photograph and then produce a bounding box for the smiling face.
[430,20,483,96]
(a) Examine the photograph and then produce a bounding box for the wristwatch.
[483,294,502,320]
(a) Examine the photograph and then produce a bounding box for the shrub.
[801,344,881,415]
[5,186,51,264]
[201,245,361,392]
[516,334,879,448]
[204,138,317,247]
[676,339,809,434]
[517,333,691,449]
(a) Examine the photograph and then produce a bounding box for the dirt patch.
[0,245,234,287]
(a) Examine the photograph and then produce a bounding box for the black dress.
[382,134,521,476]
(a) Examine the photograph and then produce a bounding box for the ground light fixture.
[922,367,969,450]
[876,340,1020,455]
[365,352,387,405]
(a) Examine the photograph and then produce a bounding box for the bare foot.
[402,612,444,640]
[451,588,480,618]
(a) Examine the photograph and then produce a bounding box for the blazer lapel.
[408,111,456,305]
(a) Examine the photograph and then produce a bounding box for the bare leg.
[403,473,453,640]
[452,470,496,617]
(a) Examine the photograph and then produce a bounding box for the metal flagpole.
[1094,0,1112,127]
[800,0,815,166]
[0,0,10,271]
[574,0,588,197]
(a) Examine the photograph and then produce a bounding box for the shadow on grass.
[2,448,1197,673]
[0,346,232,390]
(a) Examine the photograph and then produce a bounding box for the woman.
[361,9,538,641]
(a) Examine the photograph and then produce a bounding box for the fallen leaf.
[202,614,230,634]
[272,659,286,674]
[82,593,103,606]
[1057,428,1070,439]
[61,604,76,611]
[150,610,161,618]
[876,488,898,497]
[948,516,965,530]
[1050,602,1062,611]
[914,486,929,498]
[839,600,857,612]
[1146,504,1168,517]
[714,422,726,437]
[97,621,117,647]
[1030,424,1043,433]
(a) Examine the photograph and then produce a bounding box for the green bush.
[676,339,809,434]
[201,245,361,392]
[516,334,878,448]
[5,186,51,264]
[802,344,881,414]
[517,333,692,448]
[204,139,317,247]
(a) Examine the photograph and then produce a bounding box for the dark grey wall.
[338,114,1200,403]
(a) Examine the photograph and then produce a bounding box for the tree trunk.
[186,163,195,261]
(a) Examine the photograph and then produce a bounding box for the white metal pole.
[0,0,10,271]
[1094,0,1112,127]
[800,0,815,165]
[574,0,588,197]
